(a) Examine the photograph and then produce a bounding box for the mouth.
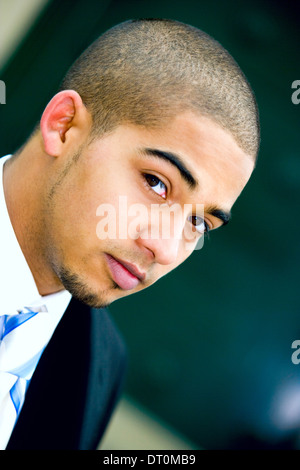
[104,254,146,291]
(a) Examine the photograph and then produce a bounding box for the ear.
[40,90,90,156]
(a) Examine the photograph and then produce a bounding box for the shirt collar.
[0,155,71,315]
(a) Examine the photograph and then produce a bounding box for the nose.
[128,202,187,266]
[136,206,183,265]
[137,234,181,266]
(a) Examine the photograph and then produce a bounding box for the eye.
[144,173,167,199]
[188,215,210,234]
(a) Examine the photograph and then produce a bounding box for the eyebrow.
[140,148,198,189]
[140,147,231,227]
[206,206,231,226]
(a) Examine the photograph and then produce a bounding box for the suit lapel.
[7,297,91,449]
[7,297,127,450]
[78,306,127,450]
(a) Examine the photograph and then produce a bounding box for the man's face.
[44,111,254,307]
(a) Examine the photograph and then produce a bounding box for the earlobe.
[40,90,84,156]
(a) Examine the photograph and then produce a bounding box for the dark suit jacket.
[6,297,127,450]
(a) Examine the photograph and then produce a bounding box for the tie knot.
[0,307,48,381]
[0,308,40,341]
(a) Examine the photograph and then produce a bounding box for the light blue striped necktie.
[0,306,47,448]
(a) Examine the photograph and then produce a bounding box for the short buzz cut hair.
[59,18,260,160]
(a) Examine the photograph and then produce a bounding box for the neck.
[3,135,64,296]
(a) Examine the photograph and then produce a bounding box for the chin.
[58,264,119,309]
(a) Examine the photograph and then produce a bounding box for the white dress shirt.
[0,155,71,448]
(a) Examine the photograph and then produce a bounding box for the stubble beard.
[57,263,119,309]
[44,145,120,309]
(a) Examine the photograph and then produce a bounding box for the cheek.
[70,176,121,235]
[48,185,99,255]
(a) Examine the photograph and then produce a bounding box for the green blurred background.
[0,0,299,449]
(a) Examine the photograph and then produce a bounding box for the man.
[0,18,259,449]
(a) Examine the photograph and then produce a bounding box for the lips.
[104,254,146,290]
